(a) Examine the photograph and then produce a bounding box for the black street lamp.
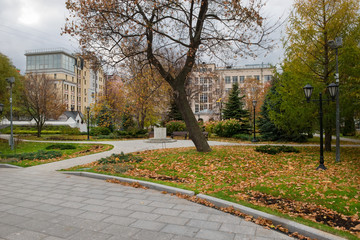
[328,37,342,163]
[86,107,90,140]
[252,100,257,142]
[6,77,15,151]
[303,83,338,170]
[0,103,3,115]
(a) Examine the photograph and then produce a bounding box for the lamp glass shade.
[303,84,313,100]
[327,83,338,99]
[86,107,90,112]
[0,103,3,114]
[252,100,257,107]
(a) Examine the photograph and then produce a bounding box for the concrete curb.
[197,194,345,240]
[62,171,195,196]
[0,163,23,169]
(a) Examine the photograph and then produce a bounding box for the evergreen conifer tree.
[222,83,250,133]
[167,97,183,121]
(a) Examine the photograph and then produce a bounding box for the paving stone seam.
[62,171,346,240]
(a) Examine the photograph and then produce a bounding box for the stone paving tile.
[131,229,173,240]
[30,203,62,213]
[208,213,242,224]
[161,224,199,237]
[24,211,59,222]
[78,211,110,221]
[179,210,210,220]
[195,229,236,240]
[55,215,111,232]
[67,229,112,240]
[126,198,153,206]
[186,219,221,230]
[157,215,189,225]
[16,219,54,233]
[100,224,140,237]
[0,203,17,211]
[128,204,156,213]
[152,207,182,216]
[53,207,85,217]
[4,229,47,240]
[0,213,31,225]
[102,208,133,217]
[80,204,110,212]
[59,201,86,209]
[42,236,66,240]
[173,204,203,212]
[130,219,166,231]
[42,224,81,238]
[0,223,22,238]
[103,215,137,226]
[220,222,257,235]
[128,211,160,221]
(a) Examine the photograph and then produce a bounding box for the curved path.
[1,137,351,240]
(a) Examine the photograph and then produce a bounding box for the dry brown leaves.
[105,178,148,189]
[238,191,360,236]
[125,168,193,183]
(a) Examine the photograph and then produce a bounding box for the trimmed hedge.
[165,121,187,134]
[45,144,76,150]
[3,150,62,160]
[98,152,142,164]
[255,145,300,155]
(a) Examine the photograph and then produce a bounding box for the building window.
[195,104,199,113]
[200,93,208,103]
[254,75,260,80]
[232,76,238,83]
[239,76,245,83]
[200,104,208,111]
[264,75,273,81]
[225,76,231,84]
[54,74,57,79]
[201,85,208,91]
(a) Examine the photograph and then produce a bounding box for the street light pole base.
[251,138,258,143]
[316,164,327,170]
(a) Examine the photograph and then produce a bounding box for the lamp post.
[328,37,342,162]
[216,98,222,120]
[252,100,257,142]
[86,107,90,140]
[303,83,338,170]
[6,77,15,151]
[0,103,3,114]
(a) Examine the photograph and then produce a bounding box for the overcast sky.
[0,0,294,74]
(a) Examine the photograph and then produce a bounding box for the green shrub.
[255,145,299,155]
[90,126,111,136]
[96,164,134,174]
[61,127,81,135]
[213,119,248,137]
[204,121,217,135]
[45,144,76,150]
[3,150,62,160]
[165,121,187,134]
[233,134,251,141]
[98,152,142,164]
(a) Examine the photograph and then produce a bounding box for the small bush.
[213,119,248,137]
[165,121,187,134]
[4,150,62,160]
[233,134,251,141]
[90,126,111,136]
[45,144,76,150]
[98,152,142,164]
[255,145,299,155]
[96,164,134,174]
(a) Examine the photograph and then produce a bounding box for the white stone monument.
[145,127,176,143]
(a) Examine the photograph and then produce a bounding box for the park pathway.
[0,139,299,240]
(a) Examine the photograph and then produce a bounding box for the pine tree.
[222,83,250,133]
[167,96,183,121]
[223,83,249,120]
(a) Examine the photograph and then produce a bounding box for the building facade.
[25,48,105,114]
[188,63,274,121]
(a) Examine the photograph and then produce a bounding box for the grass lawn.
[67,145,360,239]
[0,139,113,167]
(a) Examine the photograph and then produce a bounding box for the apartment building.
[25,48,105,114]
[188,63,274,121]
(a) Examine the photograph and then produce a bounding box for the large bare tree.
[22,74,66,137]
[64,0,275,152]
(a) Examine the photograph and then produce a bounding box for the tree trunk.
[324,127,332,152]
[37,123,42,137]
[175,85,211,152]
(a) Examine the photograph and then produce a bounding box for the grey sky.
[0,0,294,74]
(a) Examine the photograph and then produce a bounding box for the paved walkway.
[0,139,295,240]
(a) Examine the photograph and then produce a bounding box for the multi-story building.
[25,48,105,114]
[188,63,274,121]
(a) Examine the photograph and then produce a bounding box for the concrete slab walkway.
[0,139,297,240]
